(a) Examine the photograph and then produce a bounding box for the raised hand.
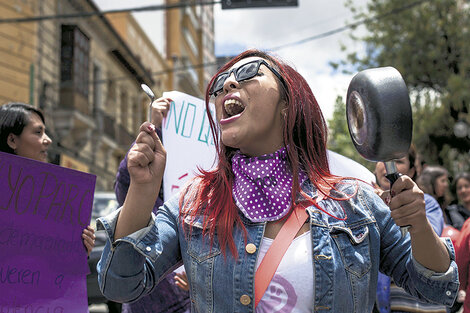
[387,175,426,234]
[385,175,451,272]
[127,122,166,187]
[115,122,167,240]
[151,97,172,129]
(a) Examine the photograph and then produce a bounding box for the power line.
[0,1,221,24]
[69,0,433,86]
[270,0,432,51]
[9,0,433,88]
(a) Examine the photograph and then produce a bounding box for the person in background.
[114,97,190,313]
[374,145,446,313]
[453,172,470,312]
[0,102,95,255]
[417,165,451,216]
[417,167,466,313]
[445,172,470,231]
[374,146,444,235]
[97,49,457,312]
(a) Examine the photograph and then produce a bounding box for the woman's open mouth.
[224,98,246,117]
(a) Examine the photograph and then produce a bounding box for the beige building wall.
[0,0,37,104]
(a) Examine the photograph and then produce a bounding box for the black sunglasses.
[209,59,285,96]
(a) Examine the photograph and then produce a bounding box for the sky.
[94,0,369,120]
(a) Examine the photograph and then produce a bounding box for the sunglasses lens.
[211,61,261,95]
[237,62,259,81]
[212,73,228,95]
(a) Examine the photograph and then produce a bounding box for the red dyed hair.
[180,49,340,258]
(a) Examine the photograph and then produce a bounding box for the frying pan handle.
[384,161,410,237]
[384,161,402,185]
[385,172,401,186]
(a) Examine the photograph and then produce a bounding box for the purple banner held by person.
[0,151,96,312]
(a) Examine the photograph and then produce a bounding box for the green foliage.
[331,0,470,177]
[327,96,376,172]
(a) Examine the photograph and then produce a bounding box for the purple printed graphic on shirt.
[257,275,297,313]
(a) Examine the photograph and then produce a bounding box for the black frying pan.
[346,66,413,236]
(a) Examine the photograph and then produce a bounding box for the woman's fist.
[127,122,166,186]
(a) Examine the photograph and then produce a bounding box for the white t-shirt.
[255,231,314,313]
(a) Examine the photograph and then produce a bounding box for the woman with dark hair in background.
[446,172,470,231]
[97,50,458,312]
[0,102,53,162]
[417,165,450,215]
[0,102,95,254]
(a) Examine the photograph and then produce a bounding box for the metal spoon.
[141,83,155,121]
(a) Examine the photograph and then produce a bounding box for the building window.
[106,77,116,115]
[92,63,102,113]
[60,25,90,97]
[120,90,128,128]
[133,101,140,131]
[183,29,198,57]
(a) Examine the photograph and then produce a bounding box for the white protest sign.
[161,91,216,201]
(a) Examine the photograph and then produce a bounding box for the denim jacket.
[97,181,459,312]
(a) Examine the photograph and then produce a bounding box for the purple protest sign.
[0,151,96,312]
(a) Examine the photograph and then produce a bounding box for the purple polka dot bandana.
[231,147,308,222]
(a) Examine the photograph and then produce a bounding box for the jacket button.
[240,294,251,305]
[245,243,257,254]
